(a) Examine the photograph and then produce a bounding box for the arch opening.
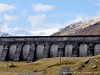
[9,44,17,60]
[50,44,58,57]
[36,44,44,59]
[94,44,100,55]
[22,44,30,60]
[65,44,73,57]
[79,44,88,57]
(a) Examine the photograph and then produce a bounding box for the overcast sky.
[0,0,100,36]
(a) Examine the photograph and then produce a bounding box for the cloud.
[32,4,54,12]
[9,26,59,36]
[0,3,16,33]
[10,27,32,36]
[4,14,18,22]
[0,13,59,36]
[29,28,59,36]
[28,14,46,28]
[0,3,15,12]
[0,22,9,33]
[0,14,18,33]
[26,14,61,36]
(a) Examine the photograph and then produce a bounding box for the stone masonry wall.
[0,36,99,62]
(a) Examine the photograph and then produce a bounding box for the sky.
[0,0,100,36]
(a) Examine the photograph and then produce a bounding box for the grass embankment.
[0,72,19,75]
[0,55,100,75]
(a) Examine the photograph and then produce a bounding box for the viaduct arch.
[0,35,100,62]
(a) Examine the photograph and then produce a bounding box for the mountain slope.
[0,32,10,37]
[51,17,100,36]
[74,21,100,35]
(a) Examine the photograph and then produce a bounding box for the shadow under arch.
[22,44,30,60]
[79,44,88,57]
[9,44,17,60]
[65,44,73,57]
[94,44,100,55]
[50,44,58,57]
[36,44,44,60]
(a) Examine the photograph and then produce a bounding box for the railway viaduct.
[0,35,100,62]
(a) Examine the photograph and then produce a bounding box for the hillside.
[51,17,100,36]
[0,32,10,37]
[0,55,100,75]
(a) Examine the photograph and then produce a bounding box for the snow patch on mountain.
[51,16,100,36]
[0,32,10,37]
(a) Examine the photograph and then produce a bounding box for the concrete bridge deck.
[0,35,100,62]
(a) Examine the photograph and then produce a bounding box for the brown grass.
[0,55,100,75]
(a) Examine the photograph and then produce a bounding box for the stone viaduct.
[0,35,100,62]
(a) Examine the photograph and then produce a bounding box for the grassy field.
[0,55,100,75]
[0,72,20,75]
